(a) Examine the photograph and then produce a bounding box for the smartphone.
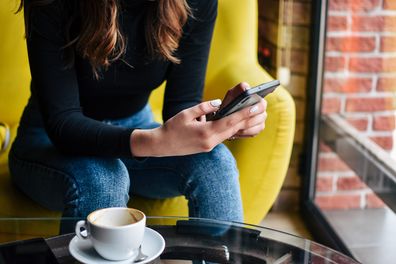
[208,80,280,121]
[0,238,59,263]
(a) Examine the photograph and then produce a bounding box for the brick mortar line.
[332,174,338,192]
[336,174,364,179]
[327,32,386,37]
[344,112,396,118]
[324,92,396,97]
[346,10,352,32]
[352,10,396,16]
[380,0,385,14]
[329,11,350,16]
[318,152,337,158]
[372,74,379,91]
[322,94,396,99]
[329,9,396,16]
[342,112,378,118]
[348,109,396,116]
[368,115,374,133]
[328,93,396,98]
[360,192,366,208]
[377,32,396,36]
[360,131,395,137]
[375,34,381,53]
[324,72,396,78]
[317,171,356,177]
[327,32,396,37]
[340,94,347,113]
[325,51,396,57]
[344,111,396,116]
[327,31,396,37]
[316,189,371,196]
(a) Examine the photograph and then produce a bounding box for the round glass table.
[0,217,359,263]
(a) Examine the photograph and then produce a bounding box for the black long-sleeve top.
[20,0,217,157]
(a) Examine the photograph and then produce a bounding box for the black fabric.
[20,0,217,157]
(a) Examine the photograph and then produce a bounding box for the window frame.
[300,0,354,257]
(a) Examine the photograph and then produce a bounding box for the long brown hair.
[18,0,190,78]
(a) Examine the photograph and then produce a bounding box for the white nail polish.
[250,105,259,113]
[210,99,222,107]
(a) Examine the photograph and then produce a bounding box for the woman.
[10,0,267,231]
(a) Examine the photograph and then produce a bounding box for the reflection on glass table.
[0,217,359,263]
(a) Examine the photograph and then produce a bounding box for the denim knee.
[211,144,238,173]
[183,144,243,222]
[66,158,130,217]
[199,144,239,182]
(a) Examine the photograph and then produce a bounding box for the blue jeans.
[9,104,243,232]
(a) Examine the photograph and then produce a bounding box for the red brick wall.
[315,0,394,210]
[315,142,385,209]
[258,0,390,211]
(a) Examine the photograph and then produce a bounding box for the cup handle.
[75,220,88,240]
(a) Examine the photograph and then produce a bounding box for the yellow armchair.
[0,0,295,239]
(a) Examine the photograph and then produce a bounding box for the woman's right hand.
[130,95,266,157]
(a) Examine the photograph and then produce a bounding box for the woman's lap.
[9,132,131,217]
[123,143,243,221]
[9,105,243,224]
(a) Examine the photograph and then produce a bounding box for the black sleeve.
[25,0,133,157]
[162,0,218,121]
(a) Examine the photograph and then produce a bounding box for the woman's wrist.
[130,128,163,157]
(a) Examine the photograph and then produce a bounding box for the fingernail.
[241,82,250,91]
[250,105,259,113]
[210,99,222,107]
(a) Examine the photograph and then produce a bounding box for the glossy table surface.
[0,217,359,263]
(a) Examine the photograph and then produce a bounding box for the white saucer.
[69,227,165,264]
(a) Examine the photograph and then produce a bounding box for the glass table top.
[0,216,359,263]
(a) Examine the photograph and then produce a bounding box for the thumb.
[185,99,222,120]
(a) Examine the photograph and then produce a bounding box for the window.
[303,1,396,263]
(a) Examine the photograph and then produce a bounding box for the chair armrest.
[233,86,295,224]
[204,60,296,224]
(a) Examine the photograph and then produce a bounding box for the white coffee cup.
[75,207,146,261]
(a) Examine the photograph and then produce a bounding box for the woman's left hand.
[217,82,268,139]
[232,99,267,139]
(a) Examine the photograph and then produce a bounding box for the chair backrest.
[207,0,259,82]
[0,1,30,126]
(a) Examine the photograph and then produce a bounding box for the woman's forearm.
[129,96,267,158]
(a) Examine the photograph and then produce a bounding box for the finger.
[232,101,266,122]
[234,123,266,138]
[224,111,267,140]
[262,98,268,111]
[196,114,207,122]
[183,100,222,120]
[211,102,264,135]
[220,82,250,109]
[249,98,267,116]
[241,111,267,129]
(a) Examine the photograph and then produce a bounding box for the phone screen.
[0,238,59,264]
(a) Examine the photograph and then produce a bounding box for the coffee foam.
[89,208,144,227]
